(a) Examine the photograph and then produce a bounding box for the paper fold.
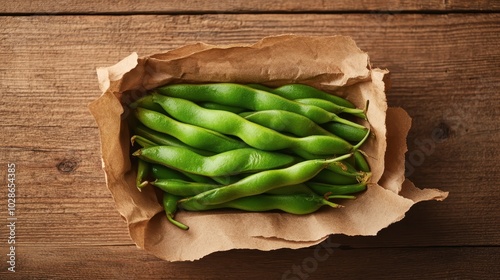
[89,34,447,261]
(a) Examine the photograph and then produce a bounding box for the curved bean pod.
[354,150,371,172]
[198,102,247,114]
[151,164,190,181]
[135,159,149,189]
[265,184,315,195]
[130,94,165,112]
[322,122,369,143]
[151,163,217,184]
[162,192,189,230]
[180,193,342,214]
[246,83,275,93]
[272,84,356,109]
[133,124,214,156]
[156,83,364,128]
[178,154,351,206]
[307,182,368,196]
[153,179,221,197]
[295,98,366,120]
[241,110,333,137]
[134,107,247,153]
[152,94,354,155]
[291,148,368,178]
[131,135,157,148]
[153,179,314,197]
[313,169,360,185]
[133,146,296,177]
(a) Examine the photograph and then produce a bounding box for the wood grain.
[0,12,499,278]
[2,0,500,14]
[0,245,498,279]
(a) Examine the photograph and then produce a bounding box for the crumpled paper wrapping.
[89,35,448,261]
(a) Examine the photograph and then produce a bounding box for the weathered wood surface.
[4,245,500,279]
[0,9,499,279]
[1,0,499,13]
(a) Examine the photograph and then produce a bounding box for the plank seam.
[0,10,499,16]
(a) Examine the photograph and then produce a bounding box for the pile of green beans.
[129,83,372,231]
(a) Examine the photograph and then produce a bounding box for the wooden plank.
[0,13,499,252]
[1,0,499,14]
[0,245,498,279]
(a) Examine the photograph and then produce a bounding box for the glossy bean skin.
[246,83,276,93]
[241,110,333,137]
[295,98,366,119]
[307,182,367,196]
[134,107,247,153]
[130,94,165,112]
[210,175,242,185]
[136,159,150,189]
[313,169,360,185]
[133,146,296,177]
[152,93,354,155]
[156,83,363,128]
[133,124,214,156]
[322,122,369,143]
[178,154,351,206]
[151,163,216,184]
[153,179,221,197]
[162,192,189,230]
[265,184,315,195]
[151,164,190,181]
[153,179,314,197]
[292,149,366,177]
[272,84,356,109]
[354,150,371,172]
[198,102,247,114]
[180,193,341,214]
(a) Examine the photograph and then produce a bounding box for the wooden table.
[1,1,499,279]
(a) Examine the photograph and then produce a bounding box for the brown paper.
[89,35,448,261]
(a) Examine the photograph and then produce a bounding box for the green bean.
[153,179,220,197]
[307,182,367,196]
[273,84,356,109]
[180,193,342,214]
[295,98,366,120]
[151,162,217,184]
[152,93,355,155]
[237,111,256,118]
[155,168,242,186]
[246,83,276,93]
[241,110,333,137]
[136,159,149,190]
[133,124,214,156]
[322,122,369,143]
[354,150,371,172]
[151,164,190,181]
[131,135,157,148]
[134,107,247,153]
[265,184,315,195]
[162,192,189,230]
[198,102,247,114]
[130,94,165,112]
[331,161,363,176]
[153,179,314,197]
[156,83,364,128]
[292,148,368,178]
[133,146,296,177]
[210,175,242,185]
[178,153,351,207]
[313,169,360,185]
